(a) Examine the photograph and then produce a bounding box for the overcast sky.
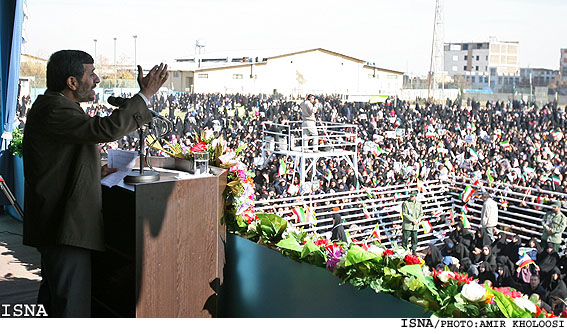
[22,0,567,75]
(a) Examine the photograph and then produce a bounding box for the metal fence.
[253,176,567,253]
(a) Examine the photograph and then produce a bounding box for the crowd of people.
[16,90,567,314]
[18,91,567,199]
[425,224,566,315]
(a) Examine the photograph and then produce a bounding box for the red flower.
[451,272,473,285]
[324,242,344,252]
[383,249,394,256]
[404,254,421,265]
[545,311,557,318]
[190,141,207,152]
[535,305,543,318]
[314,239,331,247]
[353,239,369,250]
[493,286,523,298]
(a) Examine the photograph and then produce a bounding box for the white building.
[165,48,403,97]
[561,48,567,80]
[444,39,520,91]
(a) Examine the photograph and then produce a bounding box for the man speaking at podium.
[22,50,169,317]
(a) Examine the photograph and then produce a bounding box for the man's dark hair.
[47,50,94,92]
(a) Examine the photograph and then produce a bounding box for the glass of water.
[193,151,209,175]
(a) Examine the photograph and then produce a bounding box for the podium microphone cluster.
[107,95,163,184]
[107,96,167,120]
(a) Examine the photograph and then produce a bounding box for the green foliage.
[8,128,23,158]
[489,287,532,318]
[277,237,303,262]
[299,241,326,267]
[344,245,379,266]
[276,237,303,252]
[255,213,287,244]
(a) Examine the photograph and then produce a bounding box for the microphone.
[107,96,167,120]
[107,96,128,107]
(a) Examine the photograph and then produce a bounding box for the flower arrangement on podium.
[147,130,228,172]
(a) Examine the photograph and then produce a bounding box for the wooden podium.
[92,163,227,318]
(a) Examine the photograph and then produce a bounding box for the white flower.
[438,271,452,283]
[204,129,214,140]
[211,138,219,149]
[461,281,486,302]
[247,220,258,233]
[514,296,537,313]
[393,247,410,259]
[367,245,385,256]
[219,151,236,164]
[422,265,431,277]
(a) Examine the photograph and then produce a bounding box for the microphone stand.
[124,123,160,183]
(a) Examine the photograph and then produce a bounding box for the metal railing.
[254,180,452,251]
[253,175,567,253]
[446,175,567,246]
[261,120,358,153]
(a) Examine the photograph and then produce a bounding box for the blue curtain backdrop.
[0,0,24,218]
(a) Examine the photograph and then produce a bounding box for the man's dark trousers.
[402,229,418,254]
[37,245,92,317]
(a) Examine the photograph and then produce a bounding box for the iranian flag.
[449,209,455,225]
[486,168,495,183]
[461,213,471,229]
[469,148,479,160]
[552,129,563,141]
[534,196,543,210]
[461,205,469,214]
[304,205,318,225]
[416,178,424,192]
[445,159,454,171]
[292,207,306,223]
[372,230,379,239]
[421,220,433,234]
[460,185,475,203]
[523,166,536,176]
[363,187,374,199]
[278,158,287,176]
[362,203,371,219]
[500,141,511,150]
[516,253,534,269]
[552,175,561,185]
[426,130,436,138]
[553,154,561,163]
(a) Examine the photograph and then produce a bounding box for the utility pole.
[427,0,444,103]
[133,35,137,70]
[93,39,97,64]
[113,37,117,89]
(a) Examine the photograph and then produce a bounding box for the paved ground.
[0,214,41,305]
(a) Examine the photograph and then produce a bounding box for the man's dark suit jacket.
[23,90,152,251]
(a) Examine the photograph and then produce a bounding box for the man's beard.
[75,82,95,102]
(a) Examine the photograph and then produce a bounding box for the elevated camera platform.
[261,120,359,185]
